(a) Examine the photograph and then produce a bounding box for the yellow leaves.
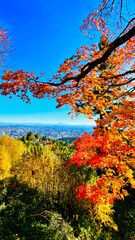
[106,168,115,177]
[0,135,26,180]
[0,135,26,169]
[94,200,118,231]
[120,189,128,198]
[125,168,134,181]
[18,145,63,195]
[81,56,85,60]
[15,234,21,240]
[0,145,11,180]
[73,214,78,220]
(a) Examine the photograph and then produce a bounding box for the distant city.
[0,123,94,139]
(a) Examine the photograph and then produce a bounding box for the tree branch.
[46,24,135,87]
[117,17,135,38]
[102,70,135,80]
[46,76,77,86]
[109,77,135,87]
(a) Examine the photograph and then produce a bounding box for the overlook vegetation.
[0,134,135,239]
[0,0,135,239]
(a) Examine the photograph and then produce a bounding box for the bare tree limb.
[117,17,135,38]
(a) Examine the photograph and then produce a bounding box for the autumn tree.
[17,144,83,211]
[0,145,11,180]
[0,135,26,179]
[0,0,134,228]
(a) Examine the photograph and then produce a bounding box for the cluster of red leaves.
[0,2,134,215]
[80,10,106,36]
[0,27,134,113]
[0,29,10,66]
[0,70,56,102]
[66,128,135,205]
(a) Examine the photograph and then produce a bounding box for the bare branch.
[110,0,115,14]
[117,17,135,38]
[120,0,123,21]
[30,210,52,221]
[30,211,50,221]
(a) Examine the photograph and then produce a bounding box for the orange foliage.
[28,134,35,140]
[0,1,134,227]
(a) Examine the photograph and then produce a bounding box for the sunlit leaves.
[0,145,11,180]
[0,1,135,230]
[0,135,26,179]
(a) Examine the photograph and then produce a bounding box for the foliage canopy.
[0,0,135,229]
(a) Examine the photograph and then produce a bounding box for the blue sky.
[0,0,99,125]
[3,0,135,125]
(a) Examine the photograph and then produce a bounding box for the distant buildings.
[0,125,94,139]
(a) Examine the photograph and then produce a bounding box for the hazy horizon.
[0,121,95,126]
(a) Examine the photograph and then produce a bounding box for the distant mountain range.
[0,122,95,128]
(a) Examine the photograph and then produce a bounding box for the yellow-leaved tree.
[0,135,26,179]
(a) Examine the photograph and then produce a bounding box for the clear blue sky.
[0,0,99,125]
[3,0,133,125]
